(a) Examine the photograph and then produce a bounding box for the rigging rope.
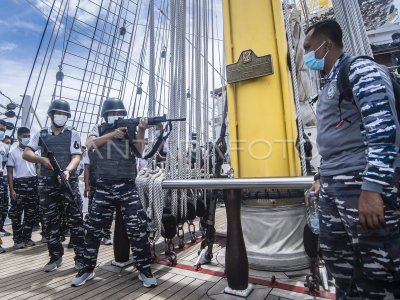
[283,0,308,176]
[10,0,56,135]
[167,0,179,218]
[31,0,68,129]
[331,0,373,57]
[71,0,105,127]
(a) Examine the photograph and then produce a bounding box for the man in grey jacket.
[304,20,400,299]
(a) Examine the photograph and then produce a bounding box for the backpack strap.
[337,55,375,105]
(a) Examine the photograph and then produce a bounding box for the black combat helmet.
[101,98,127,118]
[47,99,71,118]
[393,32,400,40]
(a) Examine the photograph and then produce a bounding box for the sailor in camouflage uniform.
[304,20,400,299]
[0,120,10,251]
[71,98,156,288]
[23,99,85,272]
[7,127,39,249]
[0,134,12,237]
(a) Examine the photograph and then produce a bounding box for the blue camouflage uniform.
[0,143,9,234]
[82,125,152,273]
[0,175,8,232]
[27,127,85,263]
[316,53,400,299]
[7,146,40,244]
[84,151,112,239]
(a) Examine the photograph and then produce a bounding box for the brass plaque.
[226,50,273,84]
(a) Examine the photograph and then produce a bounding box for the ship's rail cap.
[162,176,314,190]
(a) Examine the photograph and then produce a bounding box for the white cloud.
[0,42,17,52]
[13,20,43,32]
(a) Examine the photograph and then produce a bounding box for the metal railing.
[162,176,314,190]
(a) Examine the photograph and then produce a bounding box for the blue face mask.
[304,41,328,71]
[21,138,30,146]
[0,130,5,141]
[155,130,161,138]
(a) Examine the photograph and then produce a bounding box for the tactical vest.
[91,124,137,181]
[87,149,97,186]
[40,128,73,178]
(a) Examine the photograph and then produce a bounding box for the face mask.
[304,41,328,71]
[21,138,30,146]
[155,130,161,138]
[53,115,68,127]
[395,39,400,43]
[107,116,120,124]
[0,131,4,141]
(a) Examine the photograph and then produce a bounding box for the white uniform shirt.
[83,152,91,165]
[6,147,37,178]
[89,125,100,137]
[0,143,9,175]
[76,151,88,175]
[27,127,82,155]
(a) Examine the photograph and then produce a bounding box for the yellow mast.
[223,0,301,178]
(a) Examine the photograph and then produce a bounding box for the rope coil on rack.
[135,168,165,243]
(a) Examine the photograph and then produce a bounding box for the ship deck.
[0,208,335,300]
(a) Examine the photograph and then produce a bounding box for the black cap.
[48,99,71,118]
[0,119,6,127]
[393,32,400,39]
[100,98,127,118]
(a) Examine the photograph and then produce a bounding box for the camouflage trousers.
[38,176,84,262]
[320,171,400,299]
[86,186,112,237]
[83,179,152,271]
[0,176,9,230]
[8,177,39,243]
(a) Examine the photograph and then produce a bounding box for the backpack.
[336,55,400,121]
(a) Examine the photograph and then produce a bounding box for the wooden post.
[223,189,253,296]
[113,204,130,263]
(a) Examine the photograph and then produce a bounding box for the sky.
[0,0,45,103]
[0,0,226,138]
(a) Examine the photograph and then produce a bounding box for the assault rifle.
[39,135,82,215]
[99,114,186,159]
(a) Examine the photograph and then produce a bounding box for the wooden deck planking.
[0,208,334,300]
[118,272,177,300]
[150,275,196,300]
[135,274,186,300]
[56,271,144,300]
[16,269,113,300]
[166,278,206,300]
[89,271,171,300]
